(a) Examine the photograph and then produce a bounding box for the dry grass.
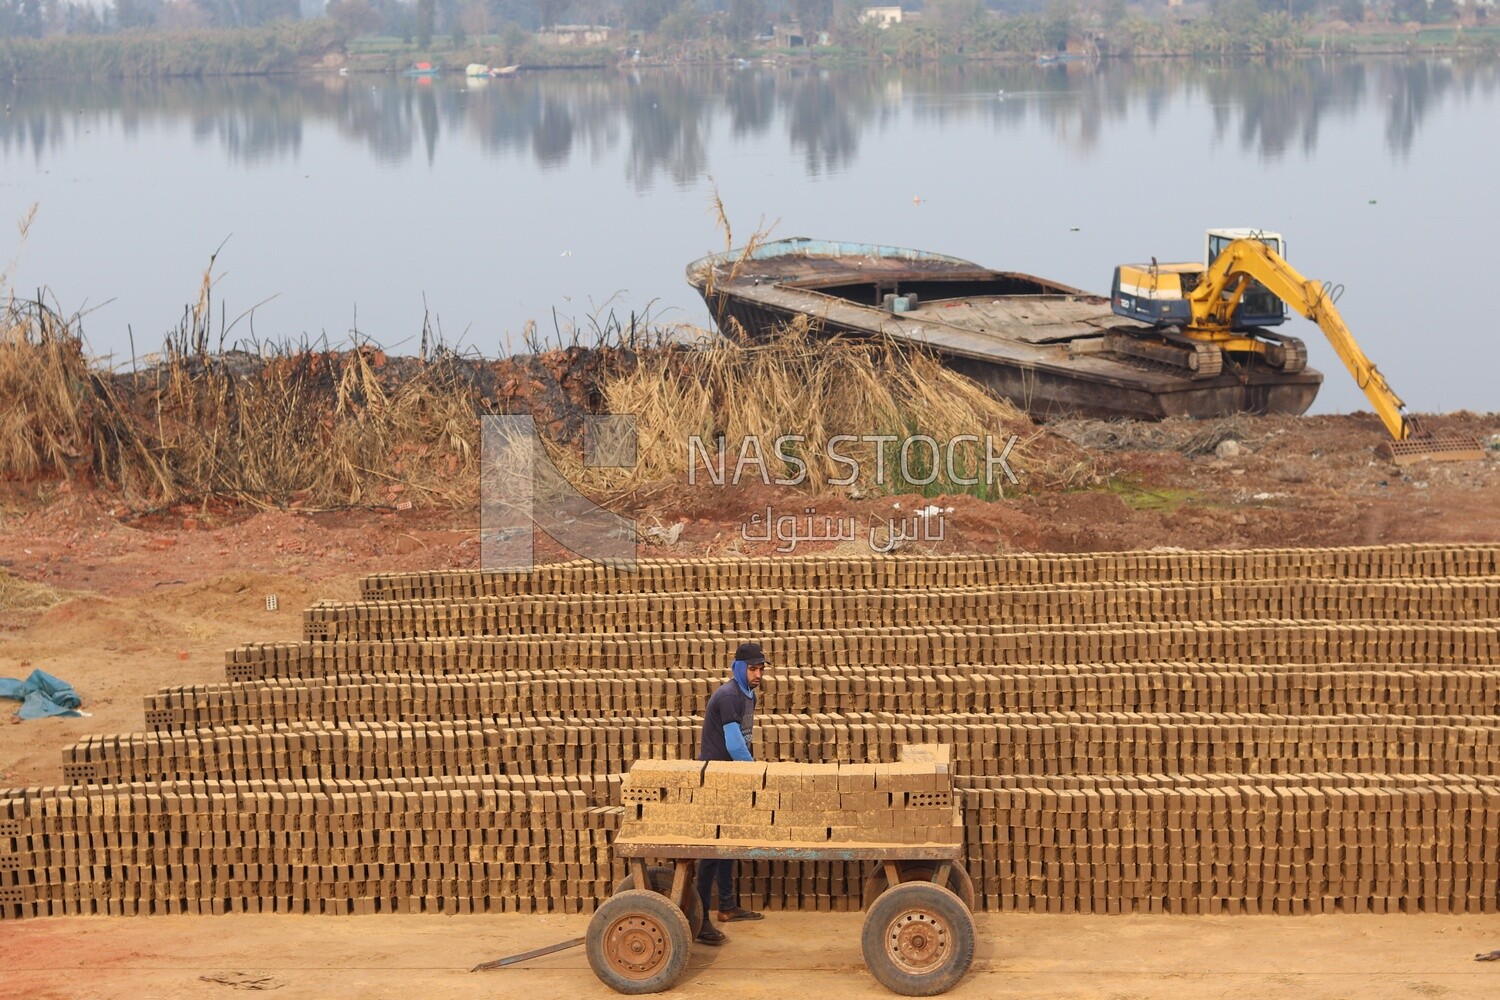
[0,570,69,614]
[0,292,484,511]
[591,322,1049,498]
[0,300,93,481]
[2,285,1076,512]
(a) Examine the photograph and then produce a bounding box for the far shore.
[0,19,1496,82]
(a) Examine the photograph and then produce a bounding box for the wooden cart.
[588,838,976,996]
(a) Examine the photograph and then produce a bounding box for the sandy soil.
[2,411,1499,999]
[2,910,1498,1000]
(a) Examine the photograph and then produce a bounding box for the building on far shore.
[773,24,832,47]
[536,25,612,46]
[860,7,904,28]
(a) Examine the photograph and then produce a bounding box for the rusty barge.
[686,238,1323,421]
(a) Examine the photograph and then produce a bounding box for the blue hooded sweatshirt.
[698,659,756,762]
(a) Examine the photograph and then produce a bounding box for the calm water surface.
[2,58,1497,415]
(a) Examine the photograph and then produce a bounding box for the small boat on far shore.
[1036,52,1093,67]
[404,61,438,78]
[466,63,520,78]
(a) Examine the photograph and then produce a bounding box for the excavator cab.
[1111,229,1289,331]
[1206,229,1285,329]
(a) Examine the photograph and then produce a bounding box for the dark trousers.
[697,858,736,919]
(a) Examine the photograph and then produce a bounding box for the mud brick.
[806,769,841,797]
[763,762,807,793]
[898,744,951,769]
[783,826,831,844]
[627,760,704,790]
[842,791,888,812]
[776,789,831,811]
[700,762,766,791]
[876,763,938,793]
[751,789,780,811]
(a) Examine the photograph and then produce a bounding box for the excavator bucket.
[1377,435,1488,467]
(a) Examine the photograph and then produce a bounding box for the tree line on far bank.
[0,0,1493,78]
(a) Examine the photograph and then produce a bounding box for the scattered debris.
[198,972,285,990]
[1051,415,1255,457]
[644,522,684,546]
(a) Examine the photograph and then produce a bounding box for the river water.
[1,57,1497,415]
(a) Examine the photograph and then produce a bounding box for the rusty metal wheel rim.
[885,907,951,975]
[603,913,672,980]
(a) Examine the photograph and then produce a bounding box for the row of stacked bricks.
[300,579,1500,641]
[58,713,1500,785]
[4,543,1500,919]
[139,661,1500,732]
[223,621,1500,683]
[358,544,1500,600]
[0,775,622,918]
[963,775,1500,914]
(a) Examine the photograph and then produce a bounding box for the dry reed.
[0,300,94,482]
[1,292,485,510]
[591,322,1046,497]
[2,290,1073,512]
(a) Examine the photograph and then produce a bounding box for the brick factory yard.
[3,410,1500,999]
[3,413,1498,788]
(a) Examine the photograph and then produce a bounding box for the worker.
[694,640,768,945]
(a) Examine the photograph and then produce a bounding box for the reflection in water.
[724,69,775,140]
[1,59,1496,179]
[784,69,869,175]
[621,73,711,191]
[532,96,574,167]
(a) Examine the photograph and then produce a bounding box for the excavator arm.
[1187,239,1419,442]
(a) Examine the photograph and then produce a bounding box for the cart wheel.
[861,882,975,997]
[614,865,706,938]
[862,861,976,912]
[587,888,692,995]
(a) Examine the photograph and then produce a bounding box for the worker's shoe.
[718,906,763,922]
[695,925,728,946]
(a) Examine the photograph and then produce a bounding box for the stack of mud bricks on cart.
[3,542,1500,919]
[620,751,961,847]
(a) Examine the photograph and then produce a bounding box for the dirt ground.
[3,910,1499,1000]
[1,410,1498,999]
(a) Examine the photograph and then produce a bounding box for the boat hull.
[689,239,1321,422]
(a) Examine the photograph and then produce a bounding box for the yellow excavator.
[1110,230,1484,464]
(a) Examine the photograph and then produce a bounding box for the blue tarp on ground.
[0,668,83,719]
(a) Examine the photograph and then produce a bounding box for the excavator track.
[1104,330,1223,380]
[1252,330,1309,373]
